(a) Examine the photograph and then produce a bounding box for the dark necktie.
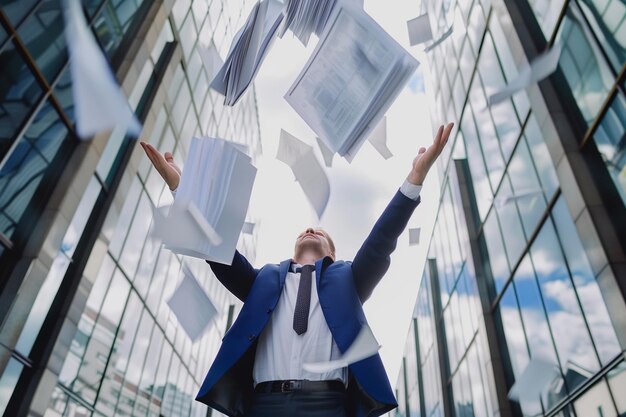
[293,264,314,335]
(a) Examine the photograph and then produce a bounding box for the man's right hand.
[140,141,182,191]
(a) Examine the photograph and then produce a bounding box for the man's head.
[293,227,336,262]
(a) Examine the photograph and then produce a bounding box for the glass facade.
[396,0,626,416]
[0,1,261,416]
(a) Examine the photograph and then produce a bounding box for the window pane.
[577,0,626,71]
[607,361,626,414]
[528,0,568,39]
[507,141,548,236]
[557,7,615,126]
[498,285,529,378]
[551,197,621,364]
[524,114,560,200]
[0,41,45,159]
[0,100,69,240]
[494,179,527,267]
[17,0,68,83]
[573,379,618,417]
[482,208,510,294]
[1,0,39,28]
[530,219,601,390]
[592,88,626,207]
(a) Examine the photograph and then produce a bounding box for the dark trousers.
[246,390,347,417]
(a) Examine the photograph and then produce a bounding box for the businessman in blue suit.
[140,122,453,417]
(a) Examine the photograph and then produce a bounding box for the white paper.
[409,228,421,246]
[242,221,255,234]
[488,45,562,106]
[63,0,142,139]
[286,5,418,162]
[424,25,453,53]
[152,202,223,247]
[407,14,433,46]
[316,137,335,167]
[277,130,330,218]
[198,42,224,84]
[211,0,284,105]
[303,324,380,373]
[280,0,338,46]
[164,137,257,264]
[508,357,559,403]
[367,116,392,159]
[167,265,219,342]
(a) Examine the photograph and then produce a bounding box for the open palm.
[408,123,454,185]
[140,141,182,190]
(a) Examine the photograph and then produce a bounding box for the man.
[140,123,453,417]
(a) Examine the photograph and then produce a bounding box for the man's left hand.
[407,122,454,185]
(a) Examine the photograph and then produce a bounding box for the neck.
[293,251,319,266]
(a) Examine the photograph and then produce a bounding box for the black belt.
[255,380,345,393]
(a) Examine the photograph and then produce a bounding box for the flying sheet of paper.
[279,0,338,46]
[167,265,219,342]
[409,228,421,246]
[508,357,559,403]
[277,130,330,218]
[211,0,284,105]
[367,116,392,159]
[198,42,224,84]
[152,202,223,246]
[407,14,433,46]
[424,25,453,52]
[488,45,562,106]
[316,137,335,167]
[303,324,380,373]
[285,5,418,162]
[63,0,141,139]
[494,188,543,209]
[242,221,255,234]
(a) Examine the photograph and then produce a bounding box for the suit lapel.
[279,259,292,289]
[315,256,334,288]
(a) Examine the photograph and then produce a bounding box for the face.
[293,227,335,260]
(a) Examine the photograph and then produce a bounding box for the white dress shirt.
[253,180,422,385]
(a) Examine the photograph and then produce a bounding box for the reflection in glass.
[0,100,69,240]
[0,41,45,159]
[17,0,68,83]
[530,220,601,391]
[482,208,510,294]
[528,0,567,39]
[593,89,626,207]
[523,114,560,200]
[551,197,621,364]
[577,0,626,71]
[557,7,615,126]
[573,379,618,417]
[498,285,529,377]
[494,179,527,267]
[507,142,547,236]
[607,361,626,414]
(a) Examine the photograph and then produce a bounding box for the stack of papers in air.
[157,137,257,265]
[279,0,337,46]
[211,0,284,106]
[286,4,418,162]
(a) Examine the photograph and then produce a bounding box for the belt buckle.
[281,381,292,392]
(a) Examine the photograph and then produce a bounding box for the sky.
[246,0,445,385]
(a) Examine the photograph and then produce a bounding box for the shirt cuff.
[400,180,422,201]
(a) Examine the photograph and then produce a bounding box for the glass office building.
[0,1,261,416]
[396,0,626,416]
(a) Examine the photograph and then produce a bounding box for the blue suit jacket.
[195,190,421,417]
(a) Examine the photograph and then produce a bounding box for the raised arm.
[140,142,258,301]
[351,123,453,302]
[206,251,259,302]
